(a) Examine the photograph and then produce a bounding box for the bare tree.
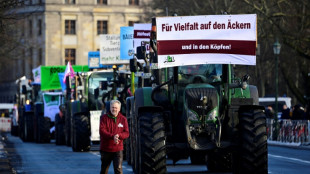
[146,0,310,105]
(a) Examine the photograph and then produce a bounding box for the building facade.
[0,0,150,103]
[16,0,149,79]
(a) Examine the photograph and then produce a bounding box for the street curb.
[268,140,310,150]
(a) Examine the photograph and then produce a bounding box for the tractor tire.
[23,111,34,142]
[236,108,267,174]
[125,97,132,165]
[72,114,90,152]
[131,112,137,173]
[206,149,233,172]
[37,117,51,143]
[37,116,51,143]
[55,114,65,145]
[19,113,25,141]
[65,110,71,146]
[136,112,166,174]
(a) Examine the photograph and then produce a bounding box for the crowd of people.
[265,103,310,120]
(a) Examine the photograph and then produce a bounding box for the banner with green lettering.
[41,65,89,91]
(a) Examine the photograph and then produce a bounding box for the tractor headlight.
[207,109,217,121]
[188,109,199,121]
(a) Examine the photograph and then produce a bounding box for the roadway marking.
[269,154,310,164]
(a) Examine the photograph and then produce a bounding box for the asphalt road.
[1,132,310,174]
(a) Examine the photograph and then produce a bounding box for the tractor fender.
[70,101,88,116]
[138,106,164,118]
[134,87,154,117]
[249,85,259,105]
[126,96,134,119]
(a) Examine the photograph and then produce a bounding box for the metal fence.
[267,119,310,144]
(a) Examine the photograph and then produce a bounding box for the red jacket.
[99,111,129,152]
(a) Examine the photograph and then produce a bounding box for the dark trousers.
[100,151,123,174]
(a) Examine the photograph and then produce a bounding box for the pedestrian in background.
[292,104,305,120]
[99,99,129,174]
[281,104,291,119]
[266,105,275,119]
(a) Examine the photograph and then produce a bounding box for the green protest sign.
[41,65,89,91]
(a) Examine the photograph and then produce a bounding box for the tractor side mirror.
[136,46,146,60]
[241,74,250,90]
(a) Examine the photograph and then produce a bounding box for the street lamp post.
[273,39,281,140]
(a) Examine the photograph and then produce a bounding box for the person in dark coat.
[265,105,275,119]
[281,104,291,119]
[292,104,305,120]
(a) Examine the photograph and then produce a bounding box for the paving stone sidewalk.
[0,132,15,174]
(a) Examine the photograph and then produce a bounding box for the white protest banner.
[100,34,128,65]
[134,23,151,54]
[43,92,62,122]
[156,14,257,68]
[32,66,41,84]
[90,110,101,141]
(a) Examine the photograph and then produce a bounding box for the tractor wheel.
[19,112,25,141]
[131,112,137,173]
[37,117,51,143]
[136,112,166,174]
[55,114,65,145]
[236,109,267,174]
[23,111,34,142]
[72,114,90,152]
[65,110,71,146]
[125,98,132,165]
[206,149,233,172]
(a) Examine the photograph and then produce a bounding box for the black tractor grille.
[185,88,218,117]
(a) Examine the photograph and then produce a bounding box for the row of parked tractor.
[11,14,268,174]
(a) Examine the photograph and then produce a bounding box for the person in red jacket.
[100,99,129,174]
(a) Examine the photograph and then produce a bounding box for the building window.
[65,20,76,35]
[65,0,75,4]
[29,20,32,37]
[38,19,42,36]
[129,0,139,5]
[128,21,139,26]
[97,0,107,5]
[65,49,76,65]
[97,20,108,35]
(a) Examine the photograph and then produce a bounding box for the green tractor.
[127,17,267,173]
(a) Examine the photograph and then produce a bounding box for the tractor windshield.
[178,64,222,84]
[88,72,113,97]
